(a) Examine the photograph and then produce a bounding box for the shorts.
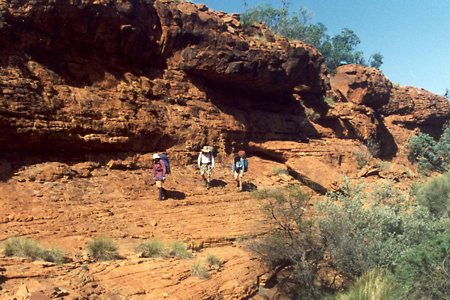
[200,164,212,175]
[154,176,165,182]
[234,168,244,179]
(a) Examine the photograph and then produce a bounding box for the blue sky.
[193,0,450,95]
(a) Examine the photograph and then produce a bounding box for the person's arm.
[232,160,235,173]
[211,153,215,168]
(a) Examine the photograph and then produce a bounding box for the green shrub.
[406,126,450,174]
[323,97,335,107]
[191,260,209,279]
[413,171,450,219]
[272,166,289,176]
[354,145,371,168]
[395,232,450,300]
[86,237,119,261]
[331,269,403,300]
[251,185,322,299]
[135,238,166,258]
[376,161,391,171]
[42,247,66,264]
[206,253,222,268]
[3,237,44,261]
[3,237,65,264]
[170,241,191,259]
[317,179,442,279]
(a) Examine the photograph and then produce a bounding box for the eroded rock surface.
[0,0,449,298]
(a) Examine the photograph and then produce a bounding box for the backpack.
[159,154,171,174]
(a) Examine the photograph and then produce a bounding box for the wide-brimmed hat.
[152,153,160,159]
[201,146,212,152]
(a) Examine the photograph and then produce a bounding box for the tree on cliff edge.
[241,2,383,73]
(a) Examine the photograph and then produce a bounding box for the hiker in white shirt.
[198,146,214,189]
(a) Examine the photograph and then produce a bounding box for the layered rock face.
[1,1,449,299]
[0,0,327,157]
[328,64,449,158]
[1,0,448,163]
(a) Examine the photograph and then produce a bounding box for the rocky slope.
[0,0,449,299]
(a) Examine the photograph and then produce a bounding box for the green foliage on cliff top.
[241,1,383,73]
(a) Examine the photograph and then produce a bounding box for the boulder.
[331,64,392,108]
[286,157,339,194]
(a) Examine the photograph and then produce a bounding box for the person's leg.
[238,172,243,191]
[161,181,166,199]
[156,180,163,200]
[200,165,207,185]
[206,165,212,189]
[234,171,239,187]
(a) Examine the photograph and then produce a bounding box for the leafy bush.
[376,161,391,171]
[406,126,450,174]
[413,171,450,219]
[394,232,450,300]
[323,96,336,107]
[250,185,323,299]
[191,261,209,279]
[330,268,403,300]
[354,145,372,169]
[42,247,66,264]
[317,179,443,279]
[206,253,222,268]
[273,166,289,176]
[3,237,65,264]
[250,176,449,298]
[170,241,191,259]
[86,237,119,261]
[135,238,166,258]
[3,237,44,261]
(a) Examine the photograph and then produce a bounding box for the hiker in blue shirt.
[232,150,248,192]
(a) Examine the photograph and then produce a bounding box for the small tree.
[250,185,324,299]
[406,125,450,174]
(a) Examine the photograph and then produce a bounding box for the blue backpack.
[159,154,171,174]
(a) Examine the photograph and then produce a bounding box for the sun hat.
[152,153,160,159]
[201,146,212,152]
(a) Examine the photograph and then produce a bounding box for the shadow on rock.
[165,190,186,200]
[243,182,257,192]
[210,179,227,188]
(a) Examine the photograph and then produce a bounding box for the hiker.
[152,153,167,200]
[197,146,214,189]
[232,150,248,192]
[159,153,171,175]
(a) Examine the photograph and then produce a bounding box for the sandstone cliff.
[0,0,449,299]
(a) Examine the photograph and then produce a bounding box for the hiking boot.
[238,186,243,192]
[206,182,210,189]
